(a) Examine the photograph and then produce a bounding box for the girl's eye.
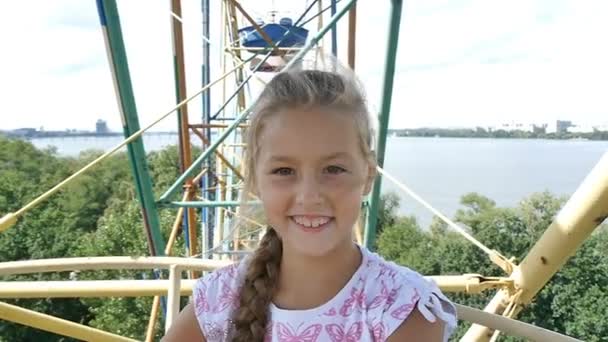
[271,167,294,176]
[325,165,347,174]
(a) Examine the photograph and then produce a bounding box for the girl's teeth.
[293,216,330,227]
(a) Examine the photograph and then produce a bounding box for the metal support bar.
[160,0,358,203]
[348,3,357,69]
[165,265,182,332]
[231,0,279,55]
[170,0,198,266]
[168,201,247,208]
[331,0,338,57]
[190,128,245,179]
[364,0,403,250]
[96,0,166,256]
[0,275,496,298]
[0,256,230,276]
[463,152,608,341]
[0,301,137,342]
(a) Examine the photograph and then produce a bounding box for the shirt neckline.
[268,244,367,321]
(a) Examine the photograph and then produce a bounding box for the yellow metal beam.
[0,274,508,298]
[463,152,608,341]
[455,303,581,342]
[431,275,513,294]
[0,301,137,342]
[0,279,197,298]
[0,256,231,276]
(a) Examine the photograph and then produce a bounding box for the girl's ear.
[363,161,377,196]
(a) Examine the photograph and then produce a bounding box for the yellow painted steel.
[463,152,608,341]
[0,256,231,276]
[0,213,17,232]
[0,301,137,342]
[0,275,506,299]
[455,303,581,342]
[165,265,182,332]
[0,279,197,298]
[431,275,513,294]
[513,152,608,304]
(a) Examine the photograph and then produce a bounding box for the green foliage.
[377,191,608,341]
[0,138,184,341]
[1,136,606,341]
[376,191,400,235]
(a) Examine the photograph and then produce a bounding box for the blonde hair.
[231,64,376,342]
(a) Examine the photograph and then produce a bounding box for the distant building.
[569,124,594,133]
[533,124,547,134]
[494,122,535,132]
[556,120,573,134]
[96,120,109,134]
[592,124,608,132]
[11,128,37,137]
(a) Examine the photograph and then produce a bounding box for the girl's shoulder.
[359,247,458,341]
[190,260,248,340]
[192,259,246,311]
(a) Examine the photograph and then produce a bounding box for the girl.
[163,66,457,341]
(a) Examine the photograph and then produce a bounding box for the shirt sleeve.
[381,271,458,341]
[191,276,212,337]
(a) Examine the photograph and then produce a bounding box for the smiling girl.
[163,65,457,342]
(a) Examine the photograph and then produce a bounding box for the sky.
[0,0,607,132]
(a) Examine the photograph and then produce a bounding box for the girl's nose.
[295,173,323,207]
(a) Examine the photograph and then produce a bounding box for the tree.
[376,191,608,341]
[0,138,186,341]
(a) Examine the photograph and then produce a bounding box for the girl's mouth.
[290,215,333,233]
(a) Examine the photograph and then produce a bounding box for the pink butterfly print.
[195,282,211,314]
[225,263,238,278]
[276,322,322,342]
[325,322,363,342]
[202,321,225,341]
[367,280,390,310]
[324,307,338,316]
[385,285,402,309]
[376,263,398,279]
[210,270,223,281]
[369,322,386,342]
[339,287,366,317]
[264,321,274,342]
[212,281,240,313]
[390,288,420,320]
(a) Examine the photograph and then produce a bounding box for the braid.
[232,227,282,341]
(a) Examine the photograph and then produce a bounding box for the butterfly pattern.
[390,288,420,320]
[212,280,240,313]
[325,322,363,342]
[194,281,211,315]
[191,248,455,341]
[264,322,274,342]
[323,307,338,316]
[276,322,322,342]
[339,286,366,317]
[369,321,386,342]
[202,321,227,341]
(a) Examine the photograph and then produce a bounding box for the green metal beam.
[364,0,403,250]
[97,0,166,256]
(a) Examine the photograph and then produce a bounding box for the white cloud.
[0,0,606,132]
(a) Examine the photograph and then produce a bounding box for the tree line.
[391,127,608,140]
[0,136,606,341]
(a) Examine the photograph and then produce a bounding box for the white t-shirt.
[192,245,457,341]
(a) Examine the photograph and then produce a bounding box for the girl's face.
[254,107,375,258]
